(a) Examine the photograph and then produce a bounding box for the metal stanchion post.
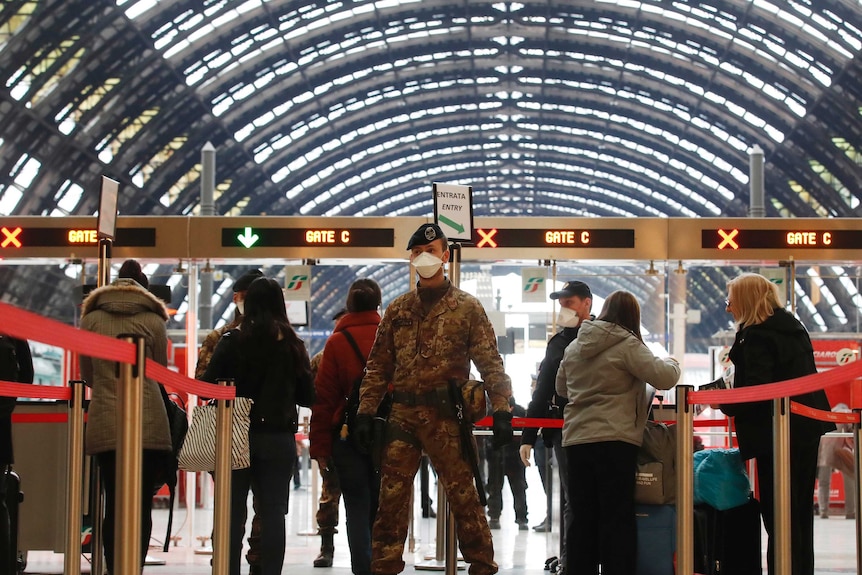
[853,409,861,575]
[773,397,791,575]
[115,335,145,574]
[90,463,104,575]
[675,385,694,575]
[445,503,458,575]
[212,379,234,575]
[65,380,86,575]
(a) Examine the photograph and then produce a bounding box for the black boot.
[314,531,335,567]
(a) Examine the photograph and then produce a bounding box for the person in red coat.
[310,278,382,575]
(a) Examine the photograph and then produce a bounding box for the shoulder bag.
[178,397,254,472]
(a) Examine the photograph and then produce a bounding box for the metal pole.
[91,243,112,574]
[773,397,792,575]
[212,379,234,575]
[749,144,765,218]
[115,335,145,574]
[64,380,86,575]
[446,243,460,575]
[854,409,862,575]
[675,385,694,575]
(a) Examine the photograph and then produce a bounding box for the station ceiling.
[1,0,861,353]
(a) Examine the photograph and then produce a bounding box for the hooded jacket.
[721,307,835,460]
[309,309,381,460]
[555,319,680,448]
[80,278,171,455]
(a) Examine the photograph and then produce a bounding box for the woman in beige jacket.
[80,259,171,574]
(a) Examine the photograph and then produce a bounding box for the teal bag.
[693,447,751,510]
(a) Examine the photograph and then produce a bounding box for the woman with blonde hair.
[721,272,834,575]
[555,290,680,575]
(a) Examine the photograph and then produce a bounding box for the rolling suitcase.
[694,497,762,575]
[635,504,675,575]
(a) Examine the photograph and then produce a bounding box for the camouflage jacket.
[358,280,511,416]
[195,313,241,379]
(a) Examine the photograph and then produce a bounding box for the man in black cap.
[353,222,513,575]
[519,280,592,575]
[195,268,263,574]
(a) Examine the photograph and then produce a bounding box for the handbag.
[178,397,253,472]
[635,421,676,505]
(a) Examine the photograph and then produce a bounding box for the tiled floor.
[19,462,861,574]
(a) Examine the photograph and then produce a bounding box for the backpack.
[635,420,676,505]
[338,329,367,442]
[0,336,21,418]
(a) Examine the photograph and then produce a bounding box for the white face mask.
[236,300,245,315]
[557,306,580,328]
[412,252,444,279]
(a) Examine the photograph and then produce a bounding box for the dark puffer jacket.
[721,307,835,460]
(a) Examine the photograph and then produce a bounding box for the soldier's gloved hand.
[353,414,375,454]
[492,411,514,449]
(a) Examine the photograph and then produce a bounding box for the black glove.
[353,413,375,454]
[492,411,514,450]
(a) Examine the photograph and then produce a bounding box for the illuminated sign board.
[221,228,394,248]
[0,226,156,248]
[473,228,635,248]
[702,229,862,250]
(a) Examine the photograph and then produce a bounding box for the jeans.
[0,467,11,575]
[332,437,380,575]
[230,430,295,575]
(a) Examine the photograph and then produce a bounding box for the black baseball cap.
[233,269,264,292]
[406,223,447,250]
[549,280,592,300]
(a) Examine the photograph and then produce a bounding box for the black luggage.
[2,467,23,575]
[694,497,762,575]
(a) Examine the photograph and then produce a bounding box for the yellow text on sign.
[305,229,351,244]
[786,231,831,246]
[545,230,590,245]
[68,229,98,244]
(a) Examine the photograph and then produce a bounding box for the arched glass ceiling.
[1,0,862,348]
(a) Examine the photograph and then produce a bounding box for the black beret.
[233,269,264,292]
[549,280,592,300]
[407,223,447,250]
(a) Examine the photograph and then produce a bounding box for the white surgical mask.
[557,306,579,328]
[236,300,245,315]
[412,252,444,279]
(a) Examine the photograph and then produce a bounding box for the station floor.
[20,462,861,574]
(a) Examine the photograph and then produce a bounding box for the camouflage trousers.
[316,463,342,534]
[371,405,497,575]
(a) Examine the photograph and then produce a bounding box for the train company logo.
[836,348,858,365]
[285,274,309,291]
[523,277,544,293]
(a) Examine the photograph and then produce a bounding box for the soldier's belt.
[392,387,449,408]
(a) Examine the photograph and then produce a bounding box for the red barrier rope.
[790,401,860,424]
[146,360,235,400]
[0,380,71,401]
[0,301,133,364]
[689,359,862,405]
[0,301,235,400]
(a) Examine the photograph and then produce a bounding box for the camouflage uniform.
[358,279,511,575]
[309,350,342,536]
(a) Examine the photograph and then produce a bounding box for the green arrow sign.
[237,227,260,248]
[438,214,465,234]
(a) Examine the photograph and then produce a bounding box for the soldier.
[354,223,513,575]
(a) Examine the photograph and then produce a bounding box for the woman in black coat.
[720,272,834,575]
[202,277,314,575]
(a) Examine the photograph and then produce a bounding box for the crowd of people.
[4,223,848,575]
